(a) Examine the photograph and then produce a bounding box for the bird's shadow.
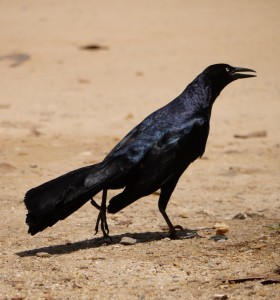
[16,231,171,257]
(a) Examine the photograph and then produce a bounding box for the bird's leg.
[90,198,102,234]
[159,206,180,239]
[90,189,110,238]
[100,189,109,236]
[90,198,101,210]
[159,181,198,239]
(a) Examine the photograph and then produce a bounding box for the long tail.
[24,161,119,235]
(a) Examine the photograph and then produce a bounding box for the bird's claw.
[91,197,111,240]
[174,225,184,231]
[94,210,111,240]
[169,225,199,239]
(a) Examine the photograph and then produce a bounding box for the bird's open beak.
[232,67,257,79]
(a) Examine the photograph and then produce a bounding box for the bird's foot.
[91,198,112,241]
[169,225,200,239]
[94,211,112,240]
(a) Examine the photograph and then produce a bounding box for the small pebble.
[233,213,247,219]
[214,223,229,235]
[173,261,180,267]
[209,235,228,242]
[120,236,137,245]
[179,210,189,218]
[251,243,266,250]
[36,252,51,258]
[202,209,215,216]
[213,294,228,300]
[0,163,16,172]
[80,151,92,156]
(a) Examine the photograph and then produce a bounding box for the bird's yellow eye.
[225,67,230,72]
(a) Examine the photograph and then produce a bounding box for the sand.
[0,1,279,299]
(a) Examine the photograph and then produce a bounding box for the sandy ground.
[1,1,280,299]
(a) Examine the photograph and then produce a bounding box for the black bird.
[24,64,256,239]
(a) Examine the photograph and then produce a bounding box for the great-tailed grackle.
[24,64,256,239]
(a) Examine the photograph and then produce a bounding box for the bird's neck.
[182,74,217,111]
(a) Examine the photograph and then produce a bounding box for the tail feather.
[26,192,91,235]
[25,165,94,215]
[24,162,115,235]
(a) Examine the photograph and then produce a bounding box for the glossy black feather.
[24,63,256,235]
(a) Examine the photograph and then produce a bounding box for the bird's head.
[204,63,256,97]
